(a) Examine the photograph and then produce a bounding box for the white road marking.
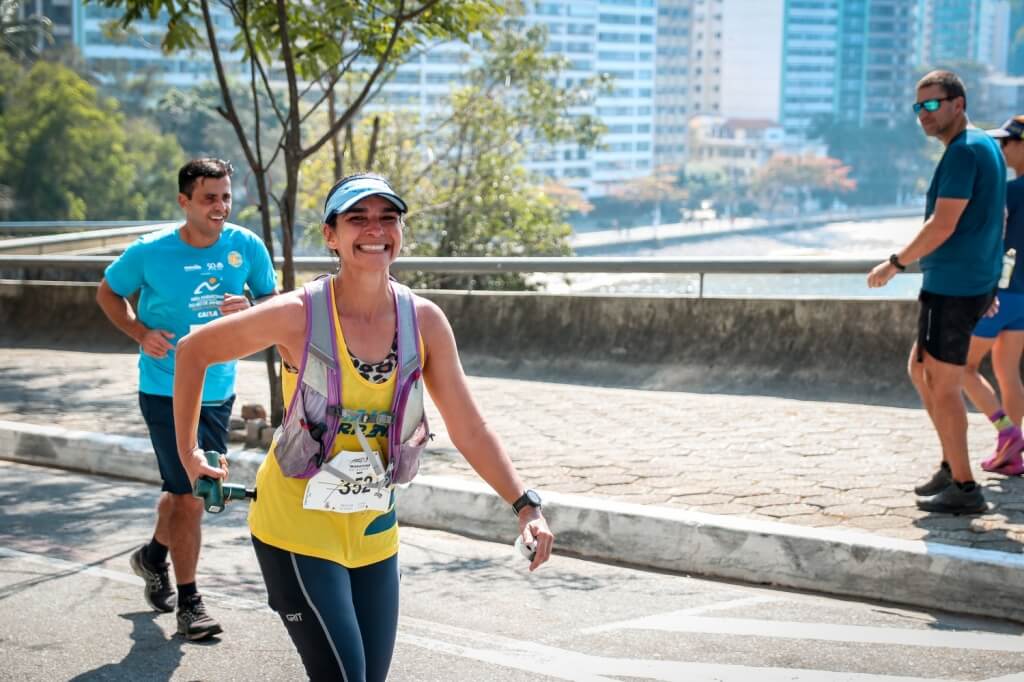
[582,595,782,633]
[3,545,1021,682]
[400,619,950,682]
[582,612,1024,653]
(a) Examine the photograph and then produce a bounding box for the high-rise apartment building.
[17,0,74,51]
[382,1,657,197]
[917,0,1011,73]
[22,1,243,87]
[33,1,657,197]
[780,0,915,138]
[839,0,916,127]
[654,0,783,169]
[78,2,241,88]
[654,0,691,167]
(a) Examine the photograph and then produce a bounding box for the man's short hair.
[178,158,234,198]
[917,70,968,111]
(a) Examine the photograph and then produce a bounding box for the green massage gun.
[193,451,256,513]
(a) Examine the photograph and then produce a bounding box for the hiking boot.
[913,463,951,496]
[176,595,223,641]
[916,482,987,515]
[129,545,175,613]
[982,428,1024,473]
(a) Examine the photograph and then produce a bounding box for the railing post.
[699,273,704,299]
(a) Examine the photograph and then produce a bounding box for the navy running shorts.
[917,290,994,366]
[138,392,235,495]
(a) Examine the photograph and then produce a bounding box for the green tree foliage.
[0,59,184,219]
[88,0,505,293]
[607,165,687,226]
[679,165,756,219]
[299,25,606,289]
[87,0,506,423]
[751,154,856,214]
[809,115,935,205]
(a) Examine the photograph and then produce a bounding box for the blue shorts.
[252,536,400,682]
[974,291,1024,339]
[138,392,235,495]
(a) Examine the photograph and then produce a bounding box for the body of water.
[543,215,927,299]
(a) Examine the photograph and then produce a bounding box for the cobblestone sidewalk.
[2,346,1022,552]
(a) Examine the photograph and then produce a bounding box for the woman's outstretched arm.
[173,292,306,484]
[417,298,554,570]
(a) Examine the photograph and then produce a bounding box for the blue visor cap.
[323,177,408,223]
[986,118,1024,140]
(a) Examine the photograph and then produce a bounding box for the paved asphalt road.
[2,460,1024,682]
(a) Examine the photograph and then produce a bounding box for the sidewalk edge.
[2,420,1020,624]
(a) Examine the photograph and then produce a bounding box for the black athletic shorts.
[916,290,994,366]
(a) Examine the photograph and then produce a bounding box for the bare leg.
[908,343,941,463]
[961,335,999,417]
[921,350,972,483]
[992,332,1024,425]
[165,493,204,585]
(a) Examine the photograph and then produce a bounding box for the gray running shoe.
[177,595,223,641]
[913,464,952,497]
[129,545,175,613]
[916,482,987,515]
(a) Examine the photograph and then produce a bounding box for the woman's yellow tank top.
[248,298,400,568]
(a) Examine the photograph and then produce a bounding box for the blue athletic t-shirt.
[1005,176,1024,293]
[104,223,277,402]
[919,128,1006,296]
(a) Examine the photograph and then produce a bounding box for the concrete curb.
[2,419,1022,624]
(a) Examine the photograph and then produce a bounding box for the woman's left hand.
[518,508,554,572]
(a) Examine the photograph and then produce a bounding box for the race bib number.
[302,450,390,514]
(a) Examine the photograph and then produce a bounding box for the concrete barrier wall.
[2,280,920,402]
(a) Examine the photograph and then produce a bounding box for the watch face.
[526,489,542,506]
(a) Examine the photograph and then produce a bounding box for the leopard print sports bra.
[282,336,397,384]
[348,337,398,384]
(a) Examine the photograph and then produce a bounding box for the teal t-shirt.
[104,223,277,402]
[920,128,1006,296]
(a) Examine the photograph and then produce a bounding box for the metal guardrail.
[0,220,164,235]
[0,254,913,274]
[0,254,918,297]
[0,224,174,255]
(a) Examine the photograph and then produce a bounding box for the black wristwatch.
[512,489,542,515]
[889,254,907,271]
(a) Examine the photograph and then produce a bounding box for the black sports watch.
[512,489,542,515]
[889,253,907,271]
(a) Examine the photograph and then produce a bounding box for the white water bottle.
[1000,248,1017,289]
[514,535,536,561]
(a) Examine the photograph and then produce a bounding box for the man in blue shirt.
[96,158,278,639]
[868,70,1006,515]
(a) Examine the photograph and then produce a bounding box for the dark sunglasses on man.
[912,96,955,114]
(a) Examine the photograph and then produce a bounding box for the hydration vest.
[271,275,430,487]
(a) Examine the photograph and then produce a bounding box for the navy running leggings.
[252,536,400,682]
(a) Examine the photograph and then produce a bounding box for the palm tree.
[0,0,52,63]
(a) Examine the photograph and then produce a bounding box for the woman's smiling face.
[324,194,404,268]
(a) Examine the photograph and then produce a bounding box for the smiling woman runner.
[171,173,554,682]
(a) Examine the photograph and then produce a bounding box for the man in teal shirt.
[868,70,1006,514]
[97,158,277,639]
